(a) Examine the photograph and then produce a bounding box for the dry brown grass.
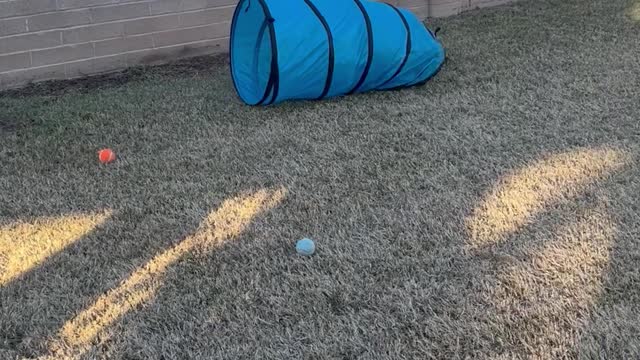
[1,0,640,358]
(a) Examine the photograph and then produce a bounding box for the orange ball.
[98,148,116,164]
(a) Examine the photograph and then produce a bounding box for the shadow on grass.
[2,70,640,359]
[0,54,228,100]
[1,90,639,359]
[2,0,640,356]
[0,80,285,357]
[0,200,233,356]
[51,188,286,358]
[0,177,287,358]
[60,144,638,360]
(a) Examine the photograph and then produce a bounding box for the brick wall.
[0,0,512,90]
[0,0,234,89]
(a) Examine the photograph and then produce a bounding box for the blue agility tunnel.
[229,0,446,105]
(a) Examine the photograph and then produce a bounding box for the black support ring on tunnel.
[347,0,374,95]
[261,14,279,105]
[253,19,271,103]
[380,3,411,88]
[229,0,280,105]
[303,0,334,100]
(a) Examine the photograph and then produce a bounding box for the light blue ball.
[296,238,316,256]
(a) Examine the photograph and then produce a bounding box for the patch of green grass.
[1,0,640,358]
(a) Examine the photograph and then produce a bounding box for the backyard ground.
[1,0,640,358]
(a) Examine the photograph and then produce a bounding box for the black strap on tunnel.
[255,0,279,106]
[303,0,334,99]
[348,0,373,95]
[380,3,411,88]
[254,19,270,103]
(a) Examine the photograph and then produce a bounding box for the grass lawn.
[1,0,640,358]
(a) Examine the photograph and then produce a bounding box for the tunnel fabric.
[230,0,445,105]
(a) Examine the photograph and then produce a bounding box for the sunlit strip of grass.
[58,188,286,352]
[628,1,640,22]
[0,211,112,286]
[467,147,627,248]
